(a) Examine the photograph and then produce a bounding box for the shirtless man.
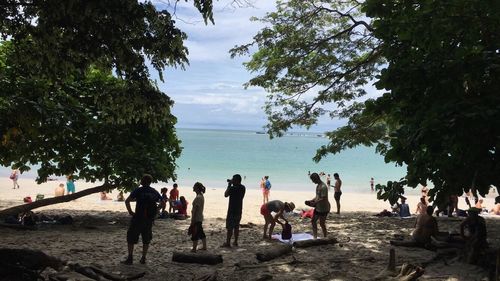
[460,208,487,264]
[333,173,342,214]
[412,206,438,245]
[491,196,500,215]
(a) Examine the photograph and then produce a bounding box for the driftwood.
[0,248,64,271]
[373,248,424,281]
[0,248,144,281]
[496,249,499,281]
[292,237,338,248]
[255,244,293,262]
[172,251,223,265]
[0,184,114,218]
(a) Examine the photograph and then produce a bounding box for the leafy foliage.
[232,0,500,203]
[0,42,181,189]
[0,0,213,81]
[0,0,215,190]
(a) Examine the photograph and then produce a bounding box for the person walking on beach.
[190,182,207,252]
[223,174,246,247]
[264,176,271,202]
[123,174,161,265]
[370,177,374,192]
[333,173,342,214]
[309,173,330,239]
[169,183,179,213]
[66,175,76,194]
[260,200,295,240]
[326,174,331,188]
[10,168,20,189]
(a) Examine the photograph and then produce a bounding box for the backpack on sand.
[281,222,292,240]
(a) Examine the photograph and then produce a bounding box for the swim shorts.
[334,191,342,201]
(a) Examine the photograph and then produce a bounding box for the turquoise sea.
[1,128,409,193]
[174,129,407,193]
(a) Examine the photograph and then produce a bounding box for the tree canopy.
[231,0,500,204]
[0,0,214,190]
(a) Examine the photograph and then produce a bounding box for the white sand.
[1,178,499,281]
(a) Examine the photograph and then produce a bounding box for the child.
[190,182,207,252]
[160,188,169,213]
[169,183,179,213]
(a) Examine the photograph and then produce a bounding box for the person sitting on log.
[260,200,295,240]
[460,207,488,264]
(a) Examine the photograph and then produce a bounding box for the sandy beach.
[1,178,499,280]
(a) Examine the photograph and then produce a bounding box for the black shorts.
[127,218,153,244]
[226,213,242,230]
[191,221,206,241]
[313,209,329,217]
[334,191,342,201]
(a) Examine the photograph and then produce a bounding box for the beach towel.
[271,232,314,244]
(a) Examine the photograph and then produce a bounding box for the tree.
[0,0,213,216]
[231,0,500,204]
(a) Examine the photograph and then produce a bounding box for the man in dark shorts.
[333,173,342,214]
[309,173,330,239]
[123,174,161,265]
[223,174,246,247]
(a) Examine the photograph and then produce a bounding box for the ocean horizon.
[1,128,414,194]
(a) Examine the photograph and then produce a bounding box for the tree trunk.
[0,184,114,218]
[255,244,293,262]
[172,251,223,265]
[292,238,338,248]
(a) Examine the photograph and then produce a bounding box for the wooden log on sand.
[292,238,338,248]
[172,251,223,265]
[255,244,293,262]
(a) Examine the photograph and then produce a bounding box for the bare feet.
[232,242,238,247]
[191,249,197,253]
[221,242,231,248]
[199,247,207,251]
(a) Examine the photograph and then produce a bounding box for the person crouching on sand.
[190,182,207,252]
[260,200,295,240]
[309,173,330,239]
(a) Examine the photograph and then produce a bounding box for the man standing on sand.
[326,174,331,188]
[370,177,374,192]
[333,173,342,214]
[122,174,161,265]
[223,174,246,247]
[309,173,330,239]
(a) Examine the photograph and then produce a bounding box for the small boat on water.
[255,131,265,134]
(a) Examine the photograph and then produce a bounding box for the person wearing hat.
[260,200,295,240]
[396,196,411,217]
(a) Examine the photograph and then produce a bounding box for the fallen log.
[292,237,338,248]
[255,244,293,262]
[172,251,223,265]
[0,248,64,271]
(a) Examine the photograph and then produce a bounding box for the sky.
[151,0,350,132]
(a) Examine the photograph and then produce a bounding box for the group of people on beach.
[121,174,247,264]
[121,171,347,264]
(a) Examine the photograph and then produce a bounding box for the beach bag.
[281,222,292,240]
[9,174,15,180]
[23,196,32,203]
